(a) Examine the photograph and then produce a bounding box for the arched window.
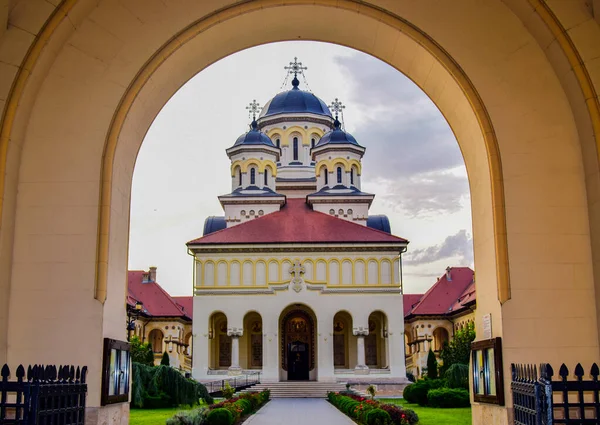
[337,167,342,184]
[264,170,268,186]
[350,168,354,185]
[250,168,256,185]
[324,168,328,185]
[293,137,299,161]
[276,138,280,148]
[238,169,242,186]
[311,138,315,149]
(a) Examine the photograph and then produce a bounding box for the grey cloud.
[404,230,474,266]
[334,54,468,215]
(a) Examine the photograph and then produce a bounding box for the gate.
[0,364,88,425]
[511,362,600,425]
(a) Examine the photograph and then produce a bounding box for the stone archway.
[0,2,599,424]
[280,305,317,381]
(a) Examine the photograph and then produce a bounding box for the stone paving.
[243,398,355,425]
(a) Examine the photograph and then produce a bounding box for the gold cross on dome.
[246,99,261,120]
[329,98,345,119]
[285,57,307,78]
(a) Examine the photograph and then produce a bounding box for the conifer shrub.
[445,363,469,389]
[365,408,392,425]
[206,408,233,425]
[161,351,171,366]
[426,349,438,379]
[427,387,470,408]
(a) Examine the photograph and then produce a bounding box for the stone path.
[243,398,355,425]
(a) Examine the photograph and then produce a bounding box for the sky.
[128,41,473,296]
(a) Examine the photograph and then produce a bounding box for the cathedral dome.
[233,120,276,147]
[315,118,361,147]
[259,77,332,119]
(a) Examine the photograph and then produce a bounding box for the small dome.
[259,77,332,119]
[233,121,276,147]
[315,119,361,147]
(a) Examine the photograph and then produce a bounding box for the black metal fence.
[511,362,600,425]
[0,364,88,425]
[204,372,261,396]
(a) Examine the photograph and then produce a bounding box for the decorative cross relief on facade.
[353,326,370,336]
[289,260,306,293]
[227,327,243,337]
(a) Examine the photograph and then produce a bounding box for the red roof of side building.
[128,271,191,320]
[173,296,193,318]
[403,294,424,317]
[187,199,408,246]
[405,267,475,318]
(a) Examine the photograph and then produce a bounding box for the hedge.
[402,378,446,406]
[427,388,470,408]
[328,392,418,425]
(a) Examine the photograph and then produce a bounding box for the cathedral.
[188,59,408,384]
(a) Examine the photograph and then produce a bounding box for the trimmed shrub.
[161,352,170,366]
[166,408,208,425]
[445,363,469,389]
[427,387,470,408]
[233,398,252,415]
[379,404,419,425]
[222,382,235,400]
[365,408,392,425]
[206,408,233,425]
[406,372,416,383]
[403,379,446,406]
[426,349,438,379]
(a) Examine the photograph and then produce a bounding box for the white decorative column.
[353,326,370,375]
[228,328,243,375]
[261,312,279,382]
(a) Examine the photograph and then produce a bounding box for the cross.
[289,260,305,279]
[246,99,261,120]
[284,57,307,78]
[329,98,345,119]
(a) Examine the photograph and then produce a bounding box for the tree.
[426,348,438,379]
[440,322,475,375]
[161,351,170,366]
[130,336,155,367]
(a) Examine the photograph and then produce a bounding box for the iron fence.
[511,362,599,425]
[204,372,261,396]
[0,364,87,425]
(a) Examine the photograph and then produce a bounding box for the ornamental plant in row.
[166,389,271,425]
[328,392,419,425]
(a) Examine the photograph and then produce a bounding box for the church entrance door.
[287,341,309,380]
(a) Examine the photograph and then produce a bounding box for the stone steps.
[240,382,348,398]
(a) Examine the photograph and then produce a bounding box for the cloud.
[334,54,469,216]
[404,230,473,265]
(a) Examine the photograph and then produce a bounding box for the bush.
[427,387,470,408]
[403,379,446,406]
[365,408,392,425]
[445,363,469,389]
[222,381,235,400]
[427,349,438,379]
[206,408,233,425]
[166,408,208,425]
[233,398,252,415]
[379,404,419,425]
[406,372,416,383]
[161,351,170,366]
[143,392,171,409]
[130,336,155,367]
[366,384,377,399]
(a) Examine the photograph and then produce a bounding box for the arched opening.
[336,166,342,184]
[185,332,193,356]
[292,137,299,161]
[250,167,256,185]
[242,312,263,370]
[323,167,328,186]
[333,311,353,369]
[279,304,317,381]
[367,311,389,369]
[433,327,450,352]
[209,312,230,370]
[148,329,164,356]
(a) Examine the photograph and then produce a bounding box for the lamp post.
[127,301,144,342]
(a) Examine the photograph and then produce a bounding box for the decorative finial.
[285,57,308,78]
[246,99,261,122]
[329,98,345,120]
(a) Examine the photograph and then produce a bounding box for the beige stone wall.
[0,2,598,424]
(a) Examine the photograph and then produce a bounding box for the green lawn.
[379,398,472,425]
[130,407,194,425]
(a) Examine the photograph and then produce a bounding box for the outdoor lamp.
[135,301,143,311]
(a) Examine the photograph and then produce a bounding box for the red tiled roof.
[128,271,191,320]
[403,294,424,317]
[173,296,193,318]
[405,267,474,317]
[187,199,407,245]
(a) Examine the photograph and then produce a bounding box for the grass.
[379,398,472,425]
[130,407,195,425]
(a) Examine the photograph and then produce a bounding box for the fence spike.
[76,366,81,382]
[81,366,88,383]
[1,364,10,379]
[511,363,517,380]
[16,364,25,380]
[559,363,569,379]
[590,363,599,380]
[69,365,75,382]
[546,363,554,379]
[533,364,538,381]
[27,365,32,381]
[574,363,584,379]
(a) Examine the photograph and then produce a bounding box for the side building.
[127,267,194,372]
[403,267,476,379]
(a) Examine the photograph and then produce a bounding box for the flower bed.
[328,392,419,425]
[166,390,270,425]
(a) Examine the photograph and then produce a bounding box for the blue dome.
[259,77,332,118]
[234,121,276,147]
[315,119,361,147]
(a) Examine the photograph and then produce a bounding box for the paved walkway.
[243,398,355,425]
